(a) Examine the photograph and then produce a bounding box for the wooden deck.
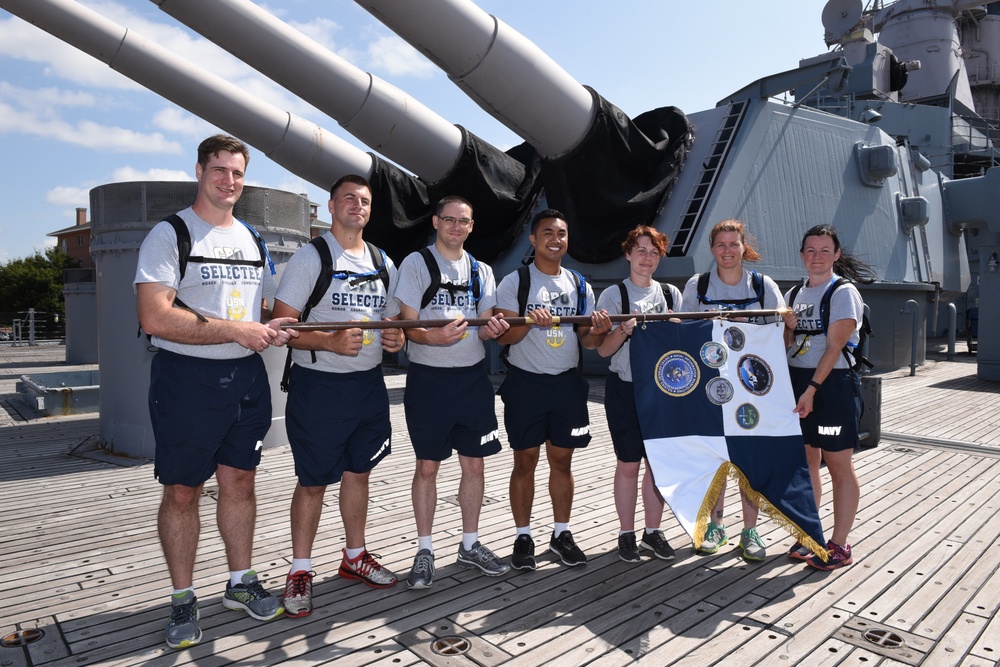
[1,343,999,667]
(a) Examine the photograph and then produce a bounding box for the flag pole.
[280,308,794,332]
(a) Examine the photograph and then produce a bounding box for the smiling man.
[494,209,612,570]
[134,135,296,649]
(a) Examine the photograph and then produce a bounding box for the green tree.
[0,247,80,316]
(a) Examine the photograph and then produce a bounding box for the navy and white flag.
[630,319,826,558]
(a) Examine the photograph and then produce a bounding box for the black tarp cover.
[361,91,690,267]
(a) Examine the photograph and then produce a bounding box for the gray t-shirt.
[275,232,399,373]
[495,264,597,375]
[134,207,276,359]
[392,245,498,368]
[785,278,863,369]
[681,268,784,324]
[597,279,683,382]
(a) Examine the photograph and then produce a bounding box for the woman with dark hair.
[597,225,682,563]
[681,219,787,562]
[785,224,875,570]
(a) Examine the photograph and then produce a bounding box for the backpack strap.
[750,270,765,308]
[280,237,335,391]
[621,281,673,316]
[365,241,390,292]
[618,282,630,316]
[162,214,206,323]
[418,248,442,310]
[696,271,710,305]
[238,220,276,276]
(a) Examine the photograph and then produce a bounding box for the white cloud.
[111,167,192,182]
[288,17,343,51]
[365,36,436,79]
[152,107,215,138]
[45,187,90,207]
[0,97,182,153]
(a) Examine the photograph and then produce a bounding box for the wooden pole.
[280,308,793,332]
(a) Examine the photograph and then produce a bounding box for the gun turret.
[356,0,692,264]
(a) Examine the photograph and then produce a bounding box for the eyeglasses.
[439,216,473,228]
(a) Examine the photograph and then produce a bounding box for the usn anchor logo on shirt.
[227,288,247,320]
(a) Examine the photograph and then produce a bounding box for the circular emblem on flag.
[706,377,735,405]
[724,326,745,351]
[654,351,700,396]
[737,354,773,396]
[735,403,760,429]
[700,341,727,368]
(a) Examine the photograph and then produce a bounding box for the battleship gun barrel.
[0,0,373,187]
[153,0,464,183]
[356,0,595,159]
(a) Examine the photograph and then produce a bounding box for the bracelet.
[808,380,822,390]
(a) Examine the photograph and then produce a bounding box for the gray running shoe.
[406,549,435,589]
[223,571,284,621]
[640,529,676,561]
[739,528,767,562]
[618,532,641,563]
[165,591,201,649]
[549,530,587,566]
[698,523,728,554]
[511,534,537,571]
[457,541,510,576]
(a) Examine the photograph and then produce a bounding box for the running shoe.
[808,541,853,571]
[165,591,201,649]
[640,529,676,561]
[283,570,315,618]
[549,530,587,566]
[457,541,510,576]
[788,542,811,561]
[222,571,284,621]
[618,532,641,563]
[697,523,728,554]
[406,549,435,589]
[511,534,537,571]
[339,549,398,588]
[739,527,767,562]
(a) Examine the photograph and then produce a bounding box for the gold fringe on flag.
[695,463,829,562]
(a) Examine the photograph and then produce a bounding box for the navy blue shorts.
[605,374,645,463]
[404,362,502,461]
[790,366,861,453]
[499,365,591,451]
[149,350,271,487]
[286,364,391,486]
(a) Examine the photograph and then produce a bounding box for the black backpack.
[695,270,764,309]
[141,214,275,335]
[617,281,673,316]
[279,236,389,392]
[418,247,482,310]
[788,278,873,371]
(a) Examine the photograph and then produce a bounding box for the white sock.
[345,546,365,560]
[417,535,433,554]
[619,529,633,536]
[554,522,570,538]
[290,558,311,574]
[229,569,252,586]
[461,532,478,550]
[171,587,195,602]
[645,527,660,535]
[516,525,532,537]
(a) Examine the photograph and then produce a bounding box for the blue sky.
[0,0,831,262]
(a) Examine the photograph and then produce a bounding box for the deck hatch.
[1,628,45,647]
[430,636,471,656]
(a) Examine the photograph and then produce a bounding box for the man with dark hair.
[393,195,511,589]
[495,209,612,570]
[272,174,404,617]
[135,134,297,649]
